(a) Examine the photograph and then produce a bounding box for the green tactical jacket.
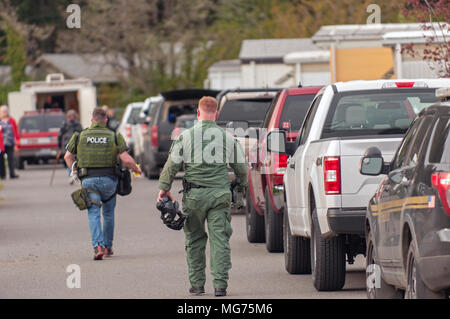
[158,120,248,191]
[66,122,128,168]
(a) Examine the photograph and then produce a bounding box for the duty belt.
[179,178,205,194]
[79,167,117,179]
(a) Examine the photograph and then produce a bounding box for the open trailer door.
[8,91,35,122]
[78,86,97,128]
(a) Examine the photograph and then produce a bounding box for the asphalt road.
[0,165,366,299]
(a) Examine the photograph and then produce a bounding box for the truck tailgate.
[339,137,402,207]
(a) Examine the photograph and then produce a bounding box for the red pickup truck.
[246,87,321,252]
[16,110,65,169]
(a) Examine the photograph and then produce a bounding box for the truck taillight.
[432,172,450,215]
[324,156,341,195]
[126,124,132,138]
[141,124,148,137]
[272,154,288,185]
[151,125,158,147]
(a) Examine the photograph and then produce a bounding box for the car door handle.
[290,163,295,169]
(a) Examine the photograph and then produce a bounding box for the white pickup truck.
[267,79,450,291]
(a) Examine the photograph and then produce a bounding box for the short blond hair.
[198,96,218,114]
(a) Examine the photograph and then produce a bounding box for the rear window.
[127,107,142,124]
[322,89,439,138]
[428,116,450,164]
[217,98,273,125]
[19,115,65,133]
[279,94,315,131]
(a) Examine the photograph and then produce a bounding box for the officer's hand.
[70,170,79,183]
[158,190,173,202]
[132,164,142,175]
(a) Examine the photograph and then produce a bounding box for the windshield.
[217,98,273,124]
[19,115,65,133]
[279,94,316,131]
[322,89,439,138]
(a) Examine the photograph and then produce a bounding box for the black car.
[142,89,219,179]
[361,89,450,299]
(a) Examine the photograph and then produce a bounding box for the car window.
[262,92,281,128]
[127,107,142,124]
[20,116,42,133]
[297,94,322,147]
[322,89,438,139]
[217,98,273,124]
[44,115,65,132]
[428,116,450,164]
[279,94,316,131]
[392,118,423,169]
[403,116,433,167]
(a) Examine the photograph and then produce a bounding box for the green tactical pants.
[182,187,233,289]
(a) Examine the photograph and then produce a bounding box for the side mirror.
[227,121,249,137]
[360,147,388,176]
[267,130,287,154]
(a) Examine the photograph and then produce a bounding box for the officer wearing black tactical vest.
[64,107,142,260]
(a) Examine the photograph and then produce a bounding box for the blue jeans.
[82,176,118,248]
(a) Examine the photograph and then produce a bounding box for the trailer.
[8,73,97,128]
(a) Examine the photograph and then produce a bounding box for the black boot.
[189,286,205,296]
[214,288,227,297]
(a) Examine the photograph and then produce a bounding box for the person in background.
[106,107,120,132]
[58,109,83,184]
[0,105,20,180]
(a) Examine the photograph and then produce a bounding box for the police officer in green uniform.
[157,96,248,297]
[64,107,142,260]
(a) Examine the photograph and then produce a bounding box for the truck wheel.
[366,230,403,299]
[264,187,283,252]
[16,158,25,170]
[284,208,311,274]
[146,164,159,180]
[405,240,445,299]
[246,190,265,243]
[310,209,346,291]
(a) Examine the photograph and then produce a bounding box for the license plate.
[37,149,56,157]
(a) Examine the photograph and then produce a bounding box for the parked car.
[117,102,144,157]
[16,110,66,169]
[142,89,219,179]
[133,96,163,165]
[246,87,322,252]
[267,79,450,291]
[173,114,197,139]
[362,87,450,299]
[217,89,280,160]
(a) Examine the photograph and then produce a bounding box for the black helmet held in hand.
[156,196,186,231]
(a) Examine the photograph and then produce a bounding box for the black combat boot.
[214,288,227,297]
[189,286,205,296]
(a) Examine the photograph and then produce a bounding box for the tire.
[246,190,265,243]
[264,187,284,252]
[405,240,445,299]
[310,208,346,291]
[284,208,311,274]
[16,158,25,170]
[146,163,159,180]
[366,230,404,299]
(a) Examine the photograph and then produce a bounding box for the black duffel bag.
[116,167,132,196]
